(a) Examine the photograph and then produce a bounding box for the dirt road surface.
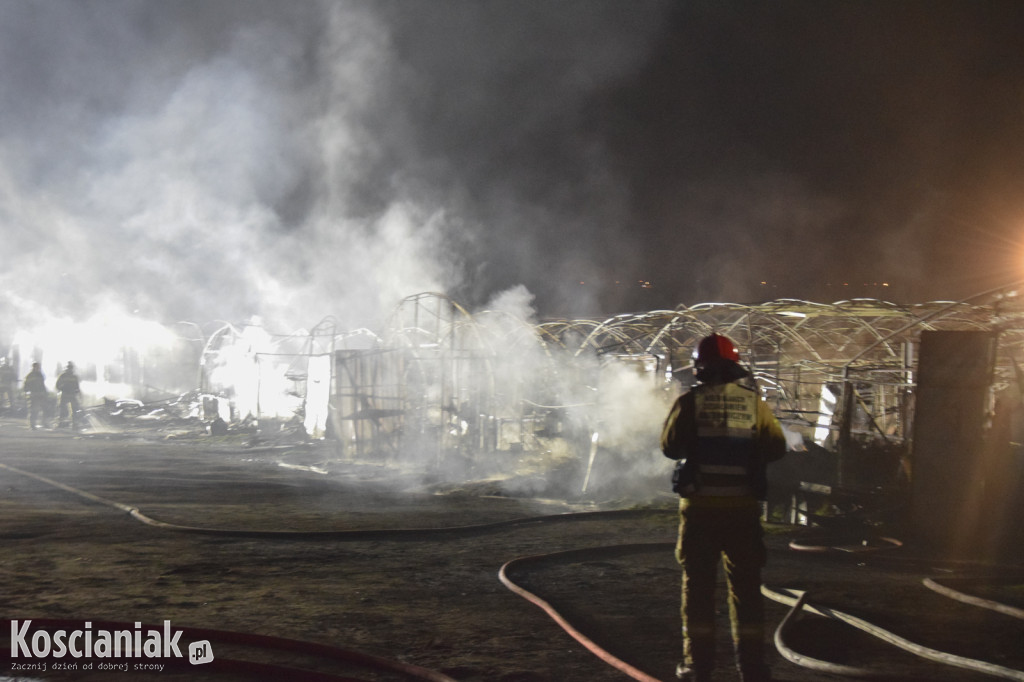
[1,418,1022,681]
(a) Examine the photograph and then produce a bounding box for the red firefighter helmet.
[693,333,740,364]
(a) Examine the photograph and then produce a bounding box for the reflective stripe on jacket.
[661,380,786,499]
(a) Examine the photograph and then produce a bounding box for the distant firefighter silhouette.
[55,362,82,429]
[22,362,48,429]
[0,357,15,411]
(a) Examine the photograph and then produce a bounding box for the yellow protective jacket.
[661,380,786,501]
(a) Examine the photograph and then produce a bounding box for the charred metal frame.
[320,289,1024,491]
[186,284,1024,498]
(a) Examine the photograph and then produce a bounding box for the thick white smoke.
[0,2,461,340]
[1,0,685,349]
[0,1,683,474]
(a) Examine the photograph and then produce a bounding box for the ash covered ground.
[1,416,1023,682]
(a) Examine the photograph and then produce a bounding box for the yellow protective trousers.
[675,498,766,673]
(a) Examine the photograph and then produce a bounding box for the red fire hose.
[5,461,1024,681]
[498,545,669,682]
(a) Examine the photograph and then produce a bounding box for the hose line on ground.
[771,591,887,679]
[0,462,671,539]
[762,584,1024,681]
[498,544,669,682]
[1,461,677,680]
[787,536,904,554]
[8,461,1024,681]
[922,577,1024,621]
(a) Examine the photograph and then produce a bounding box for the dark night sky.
[2,0,1024,332]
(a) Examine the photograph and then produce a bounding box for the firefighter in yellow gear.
[661,333,787,682]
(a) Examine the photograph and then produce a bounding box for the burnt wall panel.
[910,330,997,556]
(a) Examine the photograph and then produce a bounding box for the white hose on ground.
[762,584,1024,681]
[8,459,1023,680]
[922,577,1024,621]
[772,590,887,679]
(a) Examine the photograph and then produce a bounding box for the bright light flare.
[204,324,304,422]
[12,309,178,400]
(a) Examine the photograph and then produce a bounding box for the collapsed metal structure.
[9,288,1019,551]
[319,289,1024,487]
[52,285,1012,505]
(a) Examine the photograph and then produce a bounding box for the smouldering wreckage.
[7,290,1024,549]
